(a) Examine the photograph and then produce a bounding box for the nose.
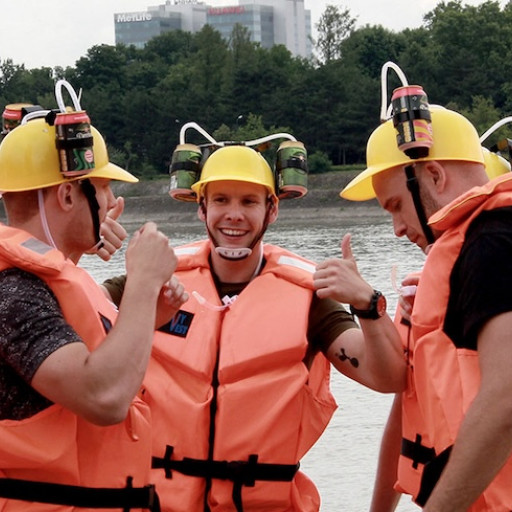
[392,213,407,238]
[106,186,117,210]
[225,200,244,221]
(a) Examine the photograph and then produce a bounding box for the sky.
[0,0,499,70]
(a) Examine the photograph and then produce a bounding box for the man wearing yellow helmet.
[0,116,185,510]
[340,107,512,511]
[104,143,406,511]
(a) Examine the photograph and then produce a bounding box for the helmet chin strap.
[79,178,102,246]
[202,196,275,261]
[38,189,58,249]
[404,165,436,246]
[215,246,252,259]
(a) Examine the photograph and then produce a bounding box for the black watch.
[350,290,387,320]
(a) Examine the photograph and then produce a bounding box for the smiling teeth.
[222,229,245,236]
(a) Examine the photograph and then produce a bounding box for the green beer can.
[276,140,308,199]
[169,143,202,202]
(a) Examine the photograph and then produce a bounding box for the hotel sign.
[208,6,245,15]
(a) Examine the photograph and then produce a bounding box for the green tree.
[74,44,130,91]
[142,30,194,67]
[308,150,332,174]
[188,25,230,128]
[340,26,406,80]
[223,24,263,118]
[461,95,505,144]
[315,4,357,63]
[423,1,510,107]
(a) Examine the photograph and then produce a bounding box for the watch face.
[377,294,387,317]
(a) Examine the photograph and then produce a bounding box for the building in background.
[114,0,312,58]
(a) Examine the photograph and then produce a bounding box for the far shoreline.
[0,171,387,228]
[113,171,386,228]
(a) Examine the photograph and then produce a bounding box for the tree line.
[1,0,512,177]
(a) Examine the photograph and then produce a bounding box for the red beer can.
[55,111,95,177]
[2,103,33,135]
[391,85,433,159]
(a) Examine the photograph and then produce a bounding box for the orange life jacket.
[409,175,512,509]
[0,226,155,512]
[144,241,337,512]
[389,298,434,501]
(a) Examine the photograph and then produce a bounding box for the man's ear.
[197,201,206,222]
[55,182,76,211]
[268,197,279,225]
[422,161,447,193]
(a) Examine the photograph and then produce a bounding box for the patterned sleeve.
[0,268,83,383]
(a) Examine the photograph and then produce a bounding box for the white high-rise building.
[114,0,312,58]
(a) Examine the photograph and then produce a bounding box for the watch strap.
[350,290,386,320]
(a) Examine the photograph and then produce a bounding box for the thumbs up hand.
[88,197,128,262]
[313,233,374,308]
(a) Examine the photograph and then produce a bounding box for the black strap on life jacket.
[415,445,453,507]
[0,476,160,511]
[401,434,436,469]
[152,445,299,512]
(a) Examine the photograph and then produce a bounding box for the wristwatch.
[350,290,387,320]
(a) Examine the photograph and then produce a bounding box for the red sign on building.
[208,6,245,16]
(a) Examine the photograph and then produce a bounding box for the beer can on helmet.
[275,140,308,199]
[55,110,95,177]
[169,143,202,202]
[0,118,138,192]
[191,145,276,201]
[391,85,433,159]
[2,103,34,135]
[340,107,485,202]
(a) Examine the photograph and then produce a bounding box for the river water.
[79,213,426,511]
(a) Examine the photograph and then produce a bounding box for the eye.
[387,199,401,213]
[244,195,264,206]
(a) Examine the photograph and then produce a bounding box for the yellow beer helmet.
[482,147,511,179]
[0,118,138,192]
[341,107,485,201]
[191,145,276,201]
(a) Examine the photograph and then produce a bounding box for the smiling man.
[103,143,406,511]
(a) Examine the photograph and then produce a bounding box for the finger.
[164,283,189,304]
[100,220,127,247]
[107,196,125,220]
[315,288,330,300]
[95,246,112,262]
[138,221,158,235]
[130,229,142,245]
[99,236,120,256]
[315,258,338,273]
[315,261,327,272]
[340,233,353,260]
[402,274,420,287]
[164,276,179,291]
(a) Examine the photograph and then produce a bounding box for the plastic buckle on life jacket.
[401,434,436,469]
[152,445,175,479]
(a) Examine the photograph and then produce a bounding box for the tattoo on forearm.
[337,348,359,368]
